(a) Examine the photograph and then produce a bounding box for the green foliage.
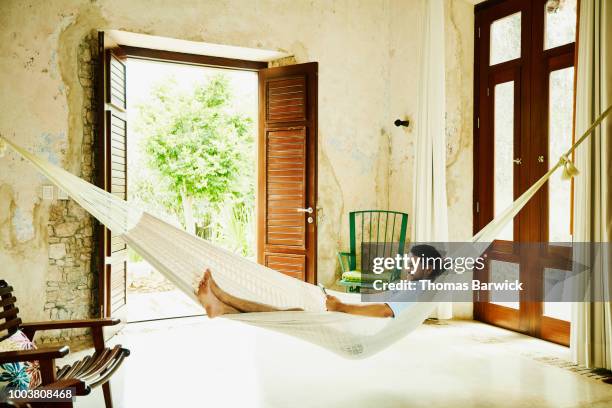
[137,75,253,206]
[211,203,255,258]
[134,74,256,241]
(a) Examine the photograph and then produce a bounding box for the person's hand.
[326,294,343,312]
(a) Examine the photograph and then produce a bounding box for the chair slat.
[0,286,14,297]
[80,348,122,382]
[0,297,17,308]
[56,363,74,379]
[88,349,129,389]
[0,317,21,332]
[0,308,19,320]
[79,349,112,378]
[60,355,93,380]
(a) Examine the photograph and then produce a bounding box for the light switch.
[42,185,54,200]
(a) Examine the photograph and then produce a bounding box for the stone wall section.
[39,33,99,344]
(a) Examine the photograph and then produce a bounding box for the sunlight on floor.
[126,289,202,322]
[68,318,612,408]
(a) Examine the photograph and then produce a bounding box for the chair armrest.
[337,251,353,273]
[0,346,69,364]
[21,318,121,341]
[21,318,120,332]
[20,318,121,337]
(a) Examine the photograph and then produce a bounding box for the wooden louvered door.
[258,63,317,283]
[96,32,127,336]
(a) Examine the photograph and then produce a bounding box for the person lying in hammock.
[197,244,444,319]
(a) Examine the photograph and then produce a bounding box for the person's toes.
[205,306,216,318]
[203,280,209,292]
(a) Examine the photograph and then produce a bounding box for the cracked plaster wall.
[0,0,476,337]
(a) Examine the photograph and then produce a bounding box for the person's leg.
[196,273,241,318]
[325,294,394,318]
[205,269,303,313]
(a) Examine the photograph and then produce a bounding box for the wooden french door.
[474,0,576,345]
[96,32,128,335]
[257,63,318,284]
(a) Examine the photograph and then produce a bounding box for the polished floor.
[126,289,203,322]
[68,317,612,408]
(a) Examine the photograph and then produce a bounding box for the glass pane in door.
[545,67,575,323]
[548,67,574,243]
[490,12,521,65]
[544,0,577,50]
[490,260,520,309]
[543,267,571,320]
[494,81,515,241]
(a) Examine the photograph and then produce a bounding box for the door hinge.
[477,117,480,128]
[476,201,480,213]
[100,304,105,317]
[478,27,481,38]
[486,87,490,96]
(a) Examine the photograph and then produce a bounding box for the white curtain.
[412,0,451,319]
[570,0,612,369]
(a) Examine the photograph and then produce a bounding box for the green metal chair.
[337,210,409,292]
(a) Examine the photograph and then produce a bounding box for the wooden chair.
[337,210,409,292]
[0,280,129,408]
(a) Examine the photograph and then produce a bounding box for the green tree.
[135,75,253,234]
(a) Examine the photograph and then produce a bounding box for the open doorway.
[125,58,258,322]
[96,32,319,328]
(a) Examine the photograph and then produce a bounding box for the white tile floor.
[67,317,612,408]
[126,289,202,322]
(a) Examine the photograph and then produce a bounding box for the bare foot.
[207,269,229,302]
[325,294,344,312]
[196,271,236,318]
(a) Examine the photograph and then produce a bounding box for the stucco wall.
[0,0,475,335]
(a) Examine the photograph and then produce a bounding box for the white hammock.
[0,108,608,358]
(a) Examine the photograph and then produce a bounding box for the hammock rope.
[0,106,609,359]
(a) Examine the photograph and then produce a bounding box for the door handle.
[538,155,544,163]
[297,207,313,214]
[513,158,522,165]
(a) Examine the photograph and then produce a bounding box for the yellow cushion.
[341,271,391,283]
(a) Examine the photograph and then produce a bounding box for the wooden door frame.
[96,32,129,338]
[473,0,575,346]
[473,0,533,337]
[120,46,267,71]
[95,40,318,322]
